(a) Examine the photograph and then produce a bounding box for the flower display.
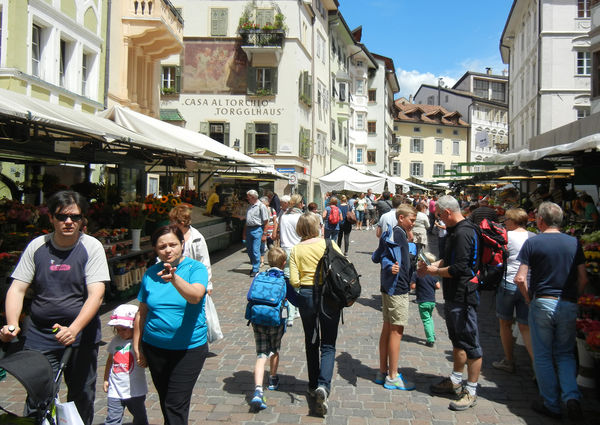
[115,201,147,229]
[144,193,182,223]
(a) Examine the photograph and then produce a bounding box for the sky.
[338,0,514,99]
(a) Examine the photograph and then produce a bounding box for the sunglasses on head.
[54,213,83,222]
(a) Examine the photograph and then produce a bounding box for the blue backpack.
[245,269,287,326]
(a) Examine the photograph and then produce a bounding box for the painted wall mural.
[183,40,248,94]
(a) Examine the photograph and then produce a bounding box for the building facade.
[500,0,591,151]
[591,0,600,113]
[391,101,469,183]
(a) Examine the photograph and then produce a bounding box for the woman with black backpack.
[336,195,354,256]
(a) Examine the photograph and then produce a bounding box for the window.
[356,148,363,163]
[427,95,434,105]
[247,67,277,95]
[81,53,89,95]
[368,89,376,102]
[245,122,278,154]
[410,162,423,177]
[491,82,506,102]
[410,138,423,153]
[433,163,445,176]
[367,150,376,164]
[210,123,229,144]
[356,79,364,95]
[32,24,41,77]
[392,161,401,176]
[413,127,421,133]
[299,71,312,105]
[474,79,489,98]
[317,80,325,121]
[453,130,459,135]
[594,51,600,97]
[367,121,376,135]
[577,108,590,120]
[210,8,228,36]
[577,51,591,75]
[452,140,460,155]
[435,139,443,154]
[317,33,325,63]
[299,127,311,158]
[59,39,73,88]
[331,119,336,141]
[578,0,590,18]
[356,113,365,130]
[161,66,181,93]
[339,82,346,101]
[436,128,442,134]
[256,9,274,27]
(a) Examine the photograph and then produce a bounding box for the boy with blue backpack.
[245,247,290,412]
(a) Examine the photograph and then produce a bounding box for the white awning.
[100,105,265,166]
[367,170,428,192]
[319,165,386,193]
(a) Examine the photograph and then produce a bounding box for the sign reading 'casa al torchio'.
[182,97,284,116]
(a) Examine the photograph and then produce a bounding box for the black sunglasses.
[54,213,83,222]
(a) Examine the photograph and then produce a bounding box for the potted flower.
[255,147,270,154]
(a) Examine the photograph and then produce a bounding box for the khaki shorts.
[381,293,409,326]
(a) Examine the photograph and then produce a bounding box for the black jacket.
[442,219,480,305]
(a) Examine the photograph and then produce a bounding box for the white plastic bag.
[205,295,224,343]
[55,401,84,425]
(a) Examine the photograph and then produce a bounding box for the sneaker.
[531,400,561,419]
[426,341,435,348]
[383,374,416,391]
[430,377,462,396]
[449,389,477,411]
[374,371,386,385]
[492,358,515,373]
[286,320,293,327]
[267,375,280,391]
[250,271,258,278]
[566,399,583,421]
[314,386,328,416]
[250,389,267,411]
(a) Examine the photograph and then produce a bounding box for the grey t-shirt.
[12,233,110,349]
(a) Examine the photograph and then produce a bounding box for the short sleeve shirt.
[138,257,208,350]
[246,201,269,226]
[107,336,148,399]
[11,233,110,349]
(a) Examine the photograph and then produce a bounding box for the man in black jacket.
[418,195,481,412]
[375,191,393,218]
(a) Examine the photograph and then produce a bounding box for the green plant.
[274,13,287,32]
[255,147,270,154]
[161,87,177,95]
[256,88,273,96]
[299,93,312,106]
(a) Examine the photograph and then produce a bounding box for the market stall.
[318,165,386,194]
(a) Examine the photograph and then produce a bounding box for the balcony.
[239,29,285,65]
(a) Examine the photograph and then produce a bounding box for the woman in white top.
[492,208,534,374]
[412,202,430,250]
[355,193,367,231]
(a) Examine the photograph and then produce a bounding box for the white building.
[160,0,338,202]
[414,70,508,172]
[591,0,600,113]
[500,0,591,152]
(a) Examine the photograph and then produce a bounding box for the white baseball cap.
[107,304,138,328]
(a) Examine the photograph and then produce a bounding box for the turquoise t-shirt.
[138,257,208,350]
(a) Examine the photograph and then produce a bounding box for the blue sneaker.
[267,375,280,390]
[383,374,415,391]
[250,389,267,411]
[374,371,386,385]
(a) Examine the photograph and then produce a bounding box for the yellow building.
[392,101,469,184]
[107,0,183,117]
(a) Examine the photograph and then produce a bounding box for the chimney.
[409,94,413,103]
[486,67,492,75]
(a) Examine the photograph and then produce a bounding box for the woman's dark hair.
[307,202,318,212]
[151,224,184,247]
[47,190,88,215]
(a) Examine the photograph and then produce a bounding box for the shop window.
[368,121,376,135]
[410,162,423,177]
[410,138,423,153]
[367,150,376,164]
[210,8,228,36]
[247,67,277,96]
[246,122,277,154]
[161,66,181,94]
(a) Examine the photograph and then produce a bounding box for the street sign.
[288,174,298,185]
[277,167,296,173]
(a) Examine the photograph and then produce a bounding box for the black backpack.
[314,239,361,309]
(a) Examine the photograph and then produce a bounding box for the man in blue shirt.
[515,202,587,421]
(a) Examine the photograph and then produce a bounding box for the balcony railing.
[239,29,285,48]
[132,0,183,24]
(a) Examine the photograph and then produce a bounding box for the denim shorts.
[496,280,529,324]
[444,301,482,359]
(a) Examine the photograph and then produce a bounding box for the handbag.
[346,208,357,225]
[55,400,84,425]
[205,295,224,343]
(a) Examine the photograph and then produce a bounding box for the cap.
[107,304,138,328]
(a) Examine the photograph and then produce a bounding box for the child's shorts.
[252,323,285,357]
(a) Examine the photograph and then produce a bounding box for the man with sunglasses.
[1,190,109,425]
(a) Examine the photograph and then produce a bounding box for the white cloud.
[395,69,457,100]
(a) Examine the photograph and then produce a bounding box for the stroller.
[0,346,72,425]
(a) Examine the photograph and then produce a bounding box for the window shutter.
[271,68,278,94]
[247,67,257,95]
[270,123,278,154]
[219,9,228,36]
[175,66,181,93]
[245,123,255,153]
[298,72,303,100]
[308,76,313,103]
[223,123,230,146]
[199,122,209,135]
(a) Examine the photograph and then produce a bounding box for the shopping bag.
[205,295,224,343]
[55,401,84,425]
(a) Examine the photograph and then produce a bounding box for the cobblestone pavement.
[2,227,599,424]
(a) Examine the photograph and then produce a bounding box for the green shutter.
[223,123,230,146]
[270,123,278,154]
[245,122,255,154]
[247,67,257,95]
[271,68,278,94]
[175,66,181,93]
[308,77,313,103]
[199,122,209,135]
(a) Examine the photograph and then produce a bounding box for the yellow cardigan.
[289,239,342,288]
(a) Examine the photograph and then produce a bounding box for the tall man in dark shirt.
[418,195,481,411]
[514,202,587,420]
[469,197,498,225]
[1,191,109,425]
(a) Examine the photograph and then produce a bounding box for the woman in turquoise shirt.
[133,225,208,425]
